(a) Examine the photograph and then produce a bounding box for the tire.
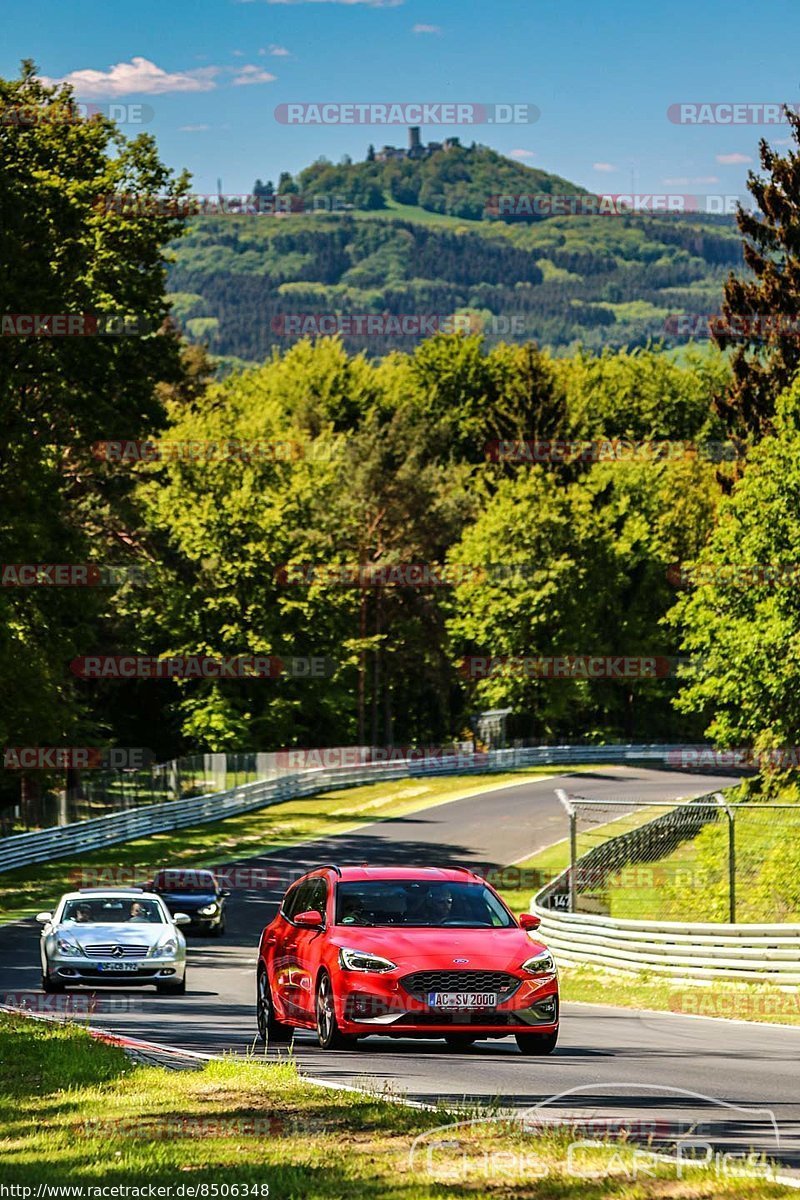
[315,972,356,1051]
[444,1034,476,1050]
[156,976,187,995]
[42,971,65,994]
[515,1030,558,1055]
[212,921,225,938]
[256,965,292,1043]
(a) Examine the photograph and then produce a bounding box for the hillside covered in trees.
[168,145,744,364]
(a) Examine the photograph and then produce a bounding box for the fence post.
[556,788,577,912]
[715,792,735,923]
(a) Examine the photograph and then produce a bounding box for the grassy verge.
[0,1013,788,1197]
[558,965,800,1026]
[0,767,560,924]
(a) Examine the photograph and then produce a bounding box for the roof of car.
[60,890,162,902]
[308,865,483,883]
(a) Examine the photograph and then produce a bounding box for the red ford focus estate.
[256,864,559,1053]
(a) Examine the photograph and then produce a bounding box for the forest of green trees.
[3,65,800,817]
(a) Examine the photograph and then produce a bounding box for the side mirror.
[519,913,541,932]
[172,913,191,927]
[294,909,323,929]
[36,912,53,925]
[220,889,231,898]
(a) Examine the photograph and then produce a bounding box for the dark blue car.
[150,868,230,936]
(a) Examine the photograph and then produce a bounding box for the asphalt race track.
[2,766,799,1173]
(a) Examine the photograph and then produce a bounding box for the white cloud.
[716,152,752,165]
[232,50,245,57]
[771,137,793,146]
[40,56,219,97]
[413,23,441,33]
[179,124,211,132]
[510,148,535,159]
[593,161,617,173]
[662,175,720,185]
[232,65,278,86]
[260,44,291,56]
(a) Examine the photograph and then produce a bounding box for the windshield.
[335,881,513,928]
[61,898,166,924]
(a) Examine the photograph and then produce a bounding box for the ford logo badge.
[453,957,469,964]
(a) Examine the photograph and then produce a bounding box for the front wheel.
[315,972,356,1050]
[515,1030,558,1055]
[41,970,64,994]
[256,965,292,1043]
[156,976,186,995]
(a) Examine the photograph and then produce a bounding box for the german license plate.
[428,992,497,1008]
[96,961,140,972]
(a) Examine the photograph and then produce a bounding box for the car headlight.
[197,904,218,916]
[339,948,396,973]
[151,936,179,959]
[55,935,84,957]
[521,950,557,975]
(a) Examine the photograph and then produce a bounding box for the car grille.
[83,944,150,958]
[400,970,520,998]
[395,1010,520,1026]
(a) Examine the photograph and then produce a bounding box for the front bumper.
[336,972,559,1036]
[45,953,186,986]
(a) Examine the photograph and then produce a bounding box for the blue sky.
[4,0,800,196]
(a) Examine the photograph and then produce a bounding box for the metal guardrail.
[532,789,800,982]
[0,742,690,874]
[532,906,800,984]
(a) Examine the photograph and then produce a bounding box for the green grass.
[0,1013,789,1197]
[0,768,559,924]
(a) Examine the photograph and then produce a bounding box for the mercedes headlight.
[521,950,557,975]
[151,935,179,959]
[339,948,396,973]
[56,935,84,957]
[197,904,218,916]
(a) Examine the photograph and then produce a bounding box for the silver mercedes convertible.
[37,888,189,994]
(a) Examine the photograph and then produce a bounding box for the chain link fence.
[547,791,800,924]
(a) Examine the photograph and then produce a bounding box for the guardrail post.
[556,788,577,913]
[715,792,736,924]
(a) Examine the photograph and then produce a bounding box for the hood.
[57,922,171,947]
[158,892,216,905]
[329,925,547,970]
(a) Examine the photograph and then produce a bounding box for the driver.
[74,904,92,923]
[424,887,454,923]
